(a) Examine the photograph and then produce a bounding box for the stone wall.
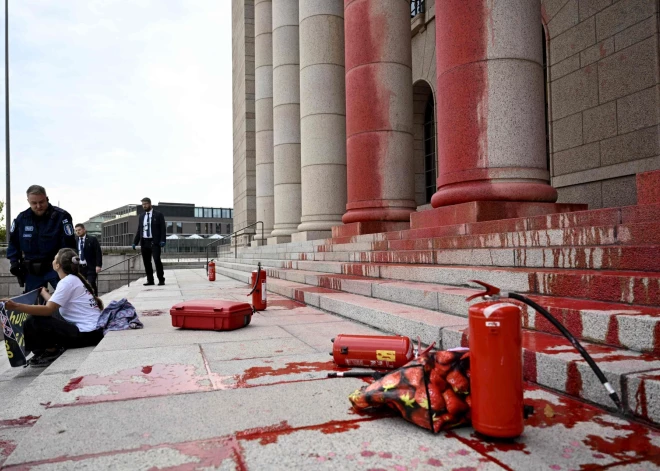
[543,0,659,208]
[232,0,257,245]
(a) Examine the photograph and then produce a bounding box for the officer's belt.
[24,259,53,276]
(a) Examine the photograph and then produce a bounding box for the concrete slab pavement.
[1,270,659,470]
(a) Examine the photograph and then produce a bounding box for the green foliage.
[0,200,5,242]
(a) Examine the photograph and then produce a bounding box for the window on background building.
[167,222,173,234]
[213,208,221,218]
[221,209,230,219]
[176,222,183,234]
[196,223,201,234]
[216,223,222,234]
[227,224,231,234]
[194,208,202,218]
[230,209,233,218]
[204,208,212,218]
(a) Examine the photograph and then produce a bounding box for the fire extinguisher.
[208,259,216,282]
[467,280,624,439]
[330,334,415,370]
[247,262,267,311]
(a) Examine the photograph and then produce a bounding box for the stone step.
[216,263,660,354]
[0,347,95,466]
[214,264,660,425]
[217,258,660,306]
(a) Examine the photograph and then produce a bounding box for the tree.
[0,201,5,242]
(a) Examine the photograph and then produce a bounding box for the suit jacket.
[133,210,166,246]
[76,235,102,269]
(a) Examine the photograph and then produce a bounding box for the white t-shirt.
[50,275,101,332]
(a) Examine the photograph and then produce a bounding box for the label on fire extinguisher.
[262,282,267,302]
[485,321,500,327]
[376,350,396,362]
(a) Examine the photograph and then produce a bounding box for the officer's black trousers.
[24,316,103,352]
[140,239,164,283]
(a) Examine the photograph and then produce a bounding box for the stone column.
[431,0,557,208]
[269,0,301,243]
[341,0,416,229]
[293,0,346,242]
[254,0,274,244]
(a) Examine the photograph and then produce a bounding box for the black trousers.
[141,239,164,283]
[81,266,98,296]
[24,316,104,352]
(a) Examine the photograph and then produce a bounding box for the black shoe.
[143,281,155,286]
[158,280,165,286]
[27,347,65,368]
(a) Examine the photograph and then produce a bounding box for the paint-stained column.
[432,0,557,208]
[342,0,416,226]
[294,0,346,241]
[269,0,301,242]
[254,0,274,242]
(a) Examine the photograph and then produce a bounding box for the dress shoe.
[143,281,155,286]
[158,280,165,286]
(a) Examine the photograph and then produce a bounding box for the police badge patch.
[10,220,15,233]
[64,223,74,236]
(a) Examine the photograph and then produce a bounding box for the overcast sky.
[1,0,233,224]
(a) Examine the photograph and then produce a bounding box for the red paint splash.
[235,361,338,388]
[235,418,378,446]
[58,364,230,406]
[0,416,39,428]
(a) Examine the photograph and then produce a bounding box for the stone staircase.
[216,171,660,427]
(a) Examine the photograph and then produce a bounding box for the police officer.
[7,185,77,292]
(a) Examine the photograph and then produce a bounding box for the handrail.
[98,252,142,287]
[206,221,263,271]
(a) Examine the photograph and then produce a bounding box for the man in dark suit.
[74,223,103,295]
[132,197,167,286]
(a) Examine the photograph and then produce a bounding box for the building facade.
[232,0,659,243]
[101,202,234,246]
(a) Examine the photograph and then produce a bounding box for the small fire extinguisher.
[330,334,415,369]
[247,262,267,311]
[467,280,624,439]
[208,259,216,282]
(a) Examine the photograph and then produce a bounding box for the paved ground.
[1,269,659,470]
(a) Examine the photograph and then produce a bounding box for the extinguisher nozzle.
[327,372,338,378]
[330,337,335,343]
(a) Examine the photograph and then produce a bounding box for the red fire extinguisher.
[208,260,216,282]
[467,280,624,439]
[467,298,524,438]
[330,334,414,369]
[247,262,267,311]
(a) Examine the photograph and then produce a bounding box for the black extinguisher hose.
[247,262,262,296]
[507,292,624,413]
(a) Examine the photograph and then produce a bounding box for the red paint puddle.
[235,361,338,388]
[265,299,306,310]
[0,439,17,460]
[236,417,381,446]
[139,310,165,317]
[58,364,230,406]
[0,416,39,428]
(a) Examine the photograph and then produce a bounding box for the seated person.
[3,248,104,367]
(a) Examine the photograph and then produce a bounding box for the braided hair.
[55,248,104,310]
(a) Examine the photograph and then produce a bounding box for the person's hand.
[132,244,136,250]
[159,241,166,247]
[9,263,21,277]
[96,266,102,274]
[2,299,17,310]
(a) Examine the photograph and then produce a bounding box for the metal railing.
[205,221,264,272]
[411,0,424,17]
[98,252,142,287]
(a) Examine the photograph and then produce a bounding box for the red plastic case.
[170,300,253,331]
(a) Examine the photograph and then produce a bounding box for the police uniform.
[7,204,77,291]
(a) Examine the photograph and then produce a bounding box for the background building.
[81,205,138,239]
[101,202,233,247]
[232,0,659,244]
